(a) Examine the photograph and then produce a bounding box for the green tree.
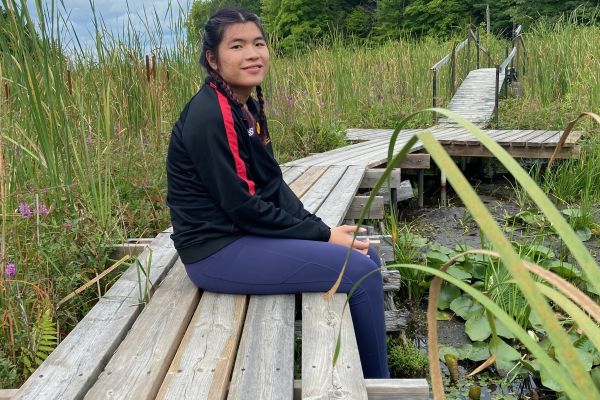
[262,0,334,52]
[186,0,261,47]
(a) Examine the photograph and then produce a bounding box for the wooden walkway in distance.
[343,127,582,160]
[438,68,505,127]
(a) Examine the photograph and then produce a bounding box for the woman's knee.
[348,253,382,288]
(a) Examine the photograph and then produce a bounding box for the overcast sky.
[23,0,192,56]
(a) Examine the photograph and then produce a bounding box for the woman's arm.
[182,110,331,242]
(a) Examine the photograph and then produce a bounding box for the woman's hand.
[328,225,370,255]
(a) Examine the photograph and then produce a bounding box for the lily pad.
[514,210,547,228]
[447,265,472,281]
[465,313,492,342]
[461,341,491,362]
[545,259,582,278]
[427,250,451,266]
[529,310,546,333]
[450,294,483,320]
[430,244,455,255]
[540,364,562,392]
[490,337,521,374]
[495,318,516,340]
[437,310,453,321]
[438,283,461,310]
[562,208,583,218]
[576,227,592,242]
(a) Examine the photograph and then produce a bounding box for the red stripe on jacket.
[210,83,256,196]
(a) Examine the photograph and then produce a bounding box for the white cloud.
[24,0,192,57]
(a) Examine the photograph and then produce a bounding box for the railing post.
[495,65,500,124]
[451,47,456,95]
[432,68,438,124]
[476,27,481,70]
[504,47,509,99]
[466,24,471,70]
[512,22,516,71]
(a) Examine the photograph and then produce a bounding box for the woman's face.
[207,22,270,99]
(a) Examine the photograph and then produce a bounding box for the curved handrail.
[500,46,517,71]
[431,37,469,71]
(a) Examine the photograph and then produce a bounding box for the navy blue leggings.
[184,235,390,379]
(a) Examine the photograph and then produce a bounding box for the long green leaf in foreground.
[428,108,600,296]
[417,127,596,395]
[388,263,586,399]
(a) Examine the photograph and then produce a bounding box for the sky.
[22,0,192,56]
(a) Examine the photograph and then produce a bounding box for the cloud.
[24,0,192,56]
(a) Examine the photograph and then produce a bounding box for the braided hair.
[200,8,270,144]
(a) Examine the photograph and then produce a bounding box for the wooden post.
[451,46,456,95]
[486,5,491,35]
[495,65,500,124]
[418,169,424,208]
[504,47,509,99]
[476,27,481,69]
[466,24,471,71]
[511,22,516,70]
[432,68,438,124]
[145,54,150,83]
[440,171,447,207]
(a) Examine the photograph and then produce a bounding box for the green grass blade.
[417,129,597,395]
[390,263,586,399]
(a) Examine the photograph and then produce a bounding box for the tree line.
[187,0,598,52]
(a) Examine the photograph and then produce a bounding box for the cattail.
[444,353,459,383]
[67,70,73,95]
[468,386,481,399]
[151,54,156,81]
[4,81,9,105]
[145,55,150,82]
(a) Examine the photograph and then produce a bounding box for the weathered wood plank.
[14,232,178,400]
[0,390,18,400]
[288,166,328,198]
[347,195,384,220]
[84,260,200,400]
[294,379,429,399]
[443,144,579,159]
[301,165,347,213]
[360,169,402,189]
[316,166,366,227]
[227,295,295,400]
[156,292,247,400]
[395,154,430,169]
[302,293,368,399]
[282,166,308,184]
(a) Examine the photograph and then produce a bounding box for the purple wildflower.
[4,263,15,278]
[18,202,32,218]
[35,203,48,217]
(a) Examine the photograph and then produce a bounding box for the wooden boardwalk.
[438,68,505,127]
[344,127,581,160]
[14,162,429,400]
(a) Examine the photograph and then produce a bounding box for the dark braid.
[255,85,270,143]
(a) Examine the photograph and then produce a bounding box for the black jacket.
[166,79,331,264]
